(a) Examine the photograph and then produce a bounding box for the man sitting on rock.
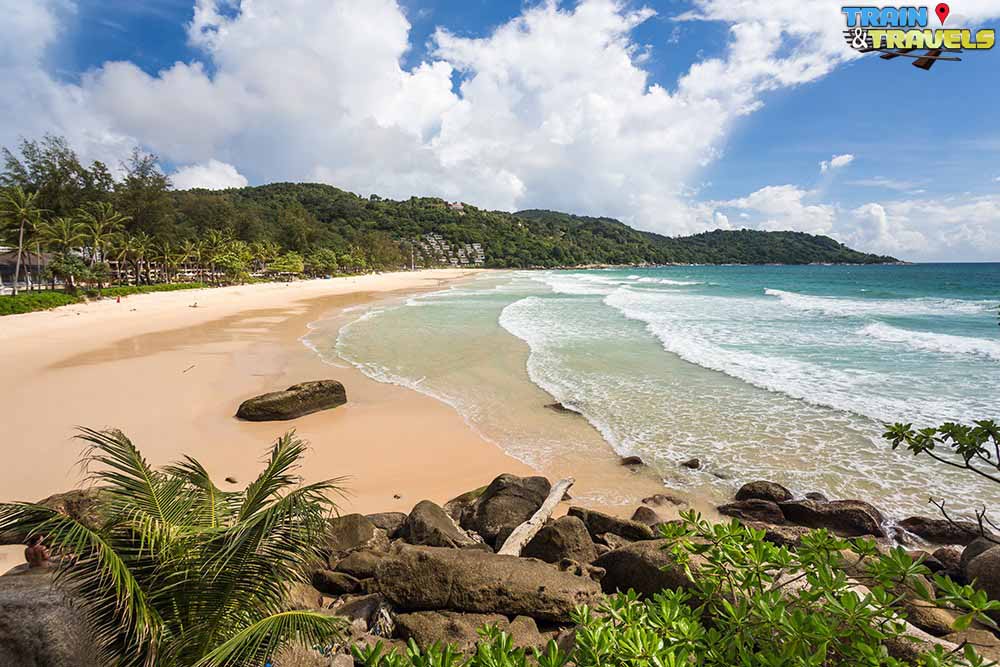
[24,534,52,569]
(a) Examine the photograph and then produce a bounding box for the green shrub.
[352,514,999,667]
[0,291,80,315]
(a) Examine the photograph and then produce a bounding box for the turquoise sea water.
[309,264,1000,517]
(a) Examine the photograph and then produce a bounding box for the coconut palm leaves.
[0,429,346,667]
[0,186,46,295]
[77,201,131,266]
[36,216,87,254]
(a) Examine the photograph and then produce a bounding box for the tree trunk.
[11,217,26,296]
[497,478,575,556]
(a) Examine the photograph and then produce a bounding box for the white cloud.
[3,0,1000,261]
[819,153,854,173]
[171,159,248,190]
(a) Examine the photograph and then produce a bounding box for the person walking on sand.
[24,534,51,569]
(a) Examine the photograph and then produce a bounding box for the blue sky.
[5,0,1000,260]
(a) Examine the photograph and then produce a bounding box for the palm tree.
[201,230,230,285]
[118,232,155,285]
[77,201,131,267]
[0,187,46,296]
[0,430,345,667]
[180,239,202,283]
[36,217,87,254]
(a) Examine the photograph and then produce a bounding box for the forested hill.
[172,182,893,267]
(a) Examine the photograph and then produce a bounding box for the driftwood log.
[497,478,574,556]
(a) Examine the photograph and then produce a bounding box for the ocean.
[306,264,1000,518]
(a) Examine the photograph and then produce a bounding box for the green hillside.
[168,184,897,268]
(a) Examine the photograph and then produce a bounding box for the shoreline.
[0,270,541,567]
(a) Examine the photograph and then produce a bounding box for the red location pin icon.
[935,3,950,24]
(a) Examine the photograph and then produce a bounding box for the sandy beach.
[0,268,687,569]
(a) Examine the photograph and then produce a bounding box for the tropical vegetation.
[0,429,346,667]
[1,135,897,304]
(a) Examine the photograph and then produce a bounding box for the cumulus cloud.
[819,154,854,173]
[3,0,1000,261]
[171,159,248,190]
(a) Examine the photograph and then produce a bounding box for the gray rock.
[366,512,408,539]
[312,570,364,596]
[0,570,101,666]
[334,550,383,580]
[323,514,389,565]
[2,489,108,546]
[929,547,963,581]
[522,516,598,564]
[329,593,386,631]
[443,486,487,522]
[679,458,701,470]
[593,539,705,598]
[804,492,829,502]
[642,493,688,508]
[620,456,644,467]
[568,507,655,541]
[630,506,666,528]
[942,630,1000,662]
[778,499,886,537]
[967,547,1000,611]
[460,475,551,547]
[394,611,548,651]
[743,521,813,548]
[718,499,786,525]
[898,516,989,546]
[961,537,998,575]
[236,380,347,421]
[404,500,481,549]
[374,545,602,622]
[734,481,792,503]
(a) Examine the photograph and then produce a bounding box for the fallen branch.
[497,477,574,556]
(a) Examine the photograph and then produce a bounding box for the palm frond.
[164,456,235,529]
[238,432,311,520]
[193,611,345,667]
[76,427,193,529]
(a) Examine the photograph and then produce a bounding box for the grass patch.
[0,291,80,315]
[91,282,208,298]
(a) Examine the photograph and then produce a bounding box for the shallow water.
[307,264,1000,517]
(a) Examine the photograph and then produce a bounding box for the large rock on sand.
[322,514,389,565]
[374,545,602,622]
[0,569,101,666]
[568,507,655,542]
[522,516,598,564]
[403,501,481,549]
[460,475,551,547]
[593,539,705,598]
[236,380,347,421]
[778,499,885,538]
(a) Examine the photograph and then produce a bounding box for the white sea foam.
[859,322,1000,361]
[765,288,991,317]
[636,277,702,286]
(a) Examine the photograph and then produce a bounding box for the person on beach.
[24,534,52,568]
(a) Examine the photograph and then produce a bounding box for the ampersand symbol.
[850,28,868,49]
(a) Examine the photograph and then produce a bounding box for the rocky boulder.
[966,546,1000,610]
[323,514,389,565]
[374,545,602,622]
[333,550,383,580]
[630,506,667,528]
[717,499,786,525]
[403,500,481,549]
[236,380,347,421]
[961,537,997,575]
[443,486,487,522]
[928,547,963,581]
[642,493,688,508]
[460,475,551,547]
[0,569,101,666]
[743,522,813,548]
[568,507,655,542]
[898,516,989,546]
[943,630,1000,662]
[522,516,598,564]
[778,499,885,538]
[312,570,364,596]
[594,539,705,598]
[366,512,408,539]
[2,488,108,546]
[734,480,792,503]
[394,611,546,651]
